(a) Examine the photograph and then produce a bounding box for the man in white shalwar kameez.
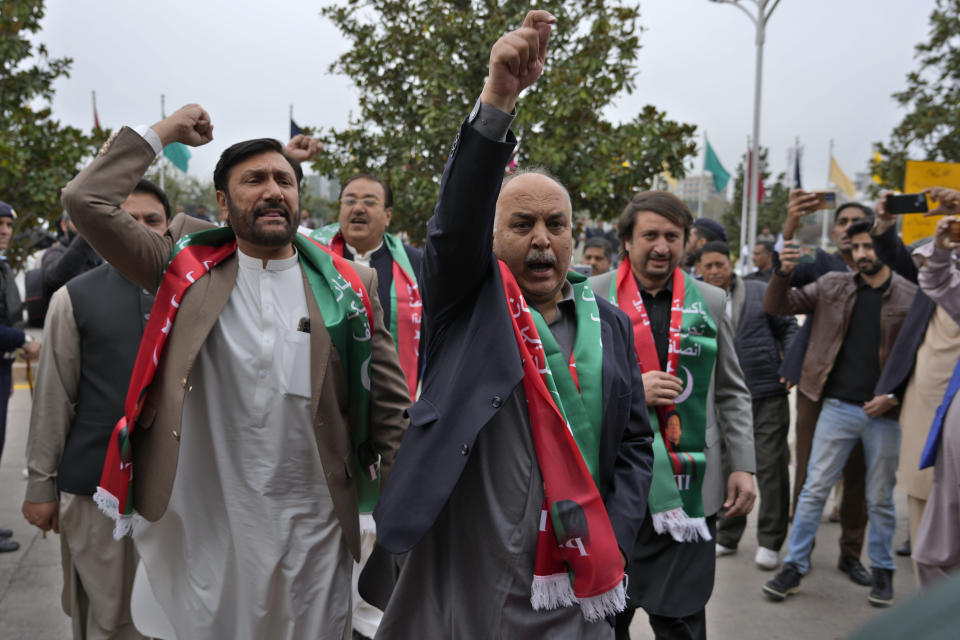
[62,111,410,640]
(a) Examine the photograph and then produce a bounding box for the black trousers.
[717,395,791,550]
[615,607,707,640]
[0,364,10,462]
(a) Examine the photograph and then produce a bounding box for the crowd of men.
[0,10,958,640]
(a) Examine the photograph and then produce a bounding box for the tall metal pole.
[697,131,706,218]
[822,139,834,249]
[710,0,781,271]
[740,135,750,274]
[747,14,764,270]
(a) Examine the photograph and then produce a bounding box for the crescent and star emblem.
[674,365,694,404]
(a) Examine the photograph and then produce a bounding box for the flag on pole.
[829,156,856,198]
[161,103,190,173]
[747,150,765,202]
[793,146,802,190]
[872,151,884,184]
[92,91,101,130]
[290,118,303,140]
[704,139,730,193]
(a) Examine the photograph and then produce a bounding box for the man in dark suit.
[373,11,654,637]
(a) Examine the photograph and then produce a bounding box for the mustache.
[253,202,292,221]
[524,251,557,268]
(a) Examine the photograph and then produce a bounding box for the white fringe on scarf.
[93,487,144,541]
[359,512,377,536]
[652,507,712,543]
[531,573,627,622]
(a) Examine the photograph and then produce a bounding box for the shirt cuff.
[24,477,58,504]
[468,99,514,143]
[131,125,163,156]
[912,241,952,268]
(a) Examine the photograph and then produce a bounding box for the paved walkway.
[0,385,917,639]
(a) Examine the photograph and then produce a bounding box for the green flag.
[163,142,190,173]
[704,139,730,193]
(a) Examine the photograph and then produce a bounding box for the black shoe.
[868,568,894,608]
[0,528,12,538]
[838,555,871,586]
[762,563,802,602]
[0,537,19,553]
[896,539,911,557]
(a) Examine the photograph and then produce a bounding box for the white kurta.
[131,249,352,640]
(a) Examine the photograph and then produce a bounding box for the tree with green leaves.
[0,1,102,270]
[313,1,697,242]
[872,0,960,191]
[721,148,791,257]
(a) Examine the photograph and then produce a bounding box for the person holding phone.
[775,192,877,587]
[763,218,917,608]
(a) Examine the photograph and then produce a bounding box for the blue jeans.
[784,398,901,574]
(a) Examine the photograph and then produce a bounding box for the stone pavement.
[0,384,917,639]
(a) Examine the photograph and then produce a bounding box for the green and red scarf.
[610,262,717,542]
[311,224,420,401]
[94,226,377,538]
[499,262,625,621]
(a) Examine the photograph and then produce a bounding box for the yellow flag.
[661,161,678,191]
[830,156,856,198]
[872,151,883,184]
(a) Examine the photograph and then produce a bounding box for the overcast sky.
[39,0,937,197]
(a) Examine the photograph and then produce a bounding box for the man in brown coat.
[61,106,409,639]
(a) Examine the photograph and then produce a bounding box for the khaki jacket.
[764,269,916,411]
[61,128,410,560]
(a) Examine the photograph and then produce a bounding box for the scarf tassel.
[652,507,712,543]
[93,487,144,540]
[531,574,627,622]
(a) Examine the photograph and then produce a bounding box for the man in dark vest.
[21,179,169,639]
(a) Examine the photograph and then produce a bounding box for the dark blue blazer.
[374,122,655,556]
[872,226,937,398]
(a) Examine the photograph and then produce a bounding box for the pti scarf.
[94,226,376,539]
[499,262,626,622]
[311,223,420,401]
[610,262,716,542]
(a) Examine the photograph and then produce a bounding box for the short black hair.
[845,218,874,241]
[617,191,694,259]
[213,138,302,192]
[132,179,171,220]
[834,202,874,224]
[756,240,775,255]
[339,173,393,209]
[583,236,613,260]
[697,240,731,260]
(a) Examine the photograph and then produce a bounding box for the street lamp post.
[709,0,781,272]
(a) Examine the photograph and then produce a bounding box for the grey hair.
[495,167,573,231]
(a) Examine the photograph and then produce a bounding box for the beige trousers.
[60,493,144,640]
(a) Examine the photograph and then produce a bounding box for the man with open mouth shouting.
[373,10,654,638]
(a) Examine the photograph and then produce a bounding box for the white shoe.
[715,544,737,557]
[755,546,779,570]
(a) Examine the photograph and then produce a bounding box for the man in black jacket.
[41,212,102,300]
[373,12,654,637]
[698,241,798,570]
[21,180,168,638]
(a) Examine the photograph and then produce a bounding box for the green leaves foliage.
[0,1,101,270]
[873,0,960,191]
[313,1,697,242]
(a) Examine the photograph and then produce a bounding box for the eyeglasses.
[340,197,382,208]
